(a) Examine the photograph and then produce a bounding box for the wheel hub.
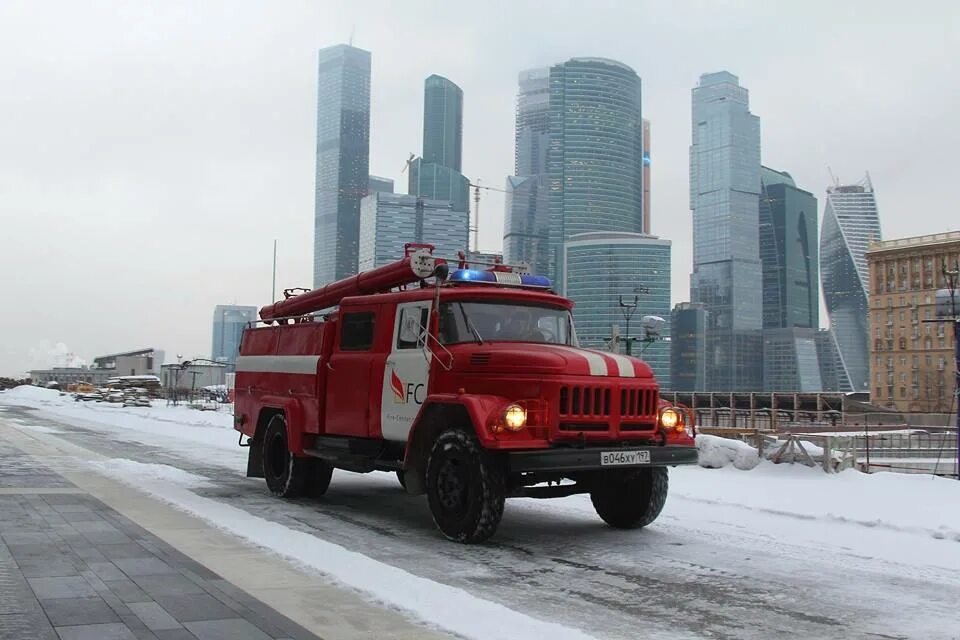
[436,458,467,514]
[267,433,287,480]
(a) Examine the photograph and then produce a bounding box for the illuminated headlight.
[503,404,527,431]
[659,407,684,432]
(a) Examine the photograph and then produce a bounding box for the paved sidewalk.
[0,439,320,640]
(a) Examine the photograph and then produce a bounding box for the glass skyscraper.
[408,159,470,214]
[564,232,671,389]
[408,75,469,236]
[761,327,823,392]
[504,68,551,276]
[642,118,651,234]
[671,302,707,392]
[759,166,819,329]
[313,44,371,287]
[820,175,882,391]
[359,193,467,270]
[689,71,762,391]
[547,58,644,292]
[422,75,463,172]
[212,305,257,367]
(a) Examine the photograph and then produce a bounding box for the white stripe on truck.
[548,345,609,376]
[235,355,321,375]
[590,350,636,377]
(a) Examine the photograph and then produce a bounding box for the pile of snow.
[0,384,62,402]
[696,434,760,470]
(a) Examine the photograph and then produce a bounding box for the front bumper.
[506,445,699,473]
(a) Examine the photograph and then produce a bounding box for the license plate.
[600,450,651,466]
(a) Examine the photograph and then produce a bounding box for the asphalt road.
[2,404,958,640]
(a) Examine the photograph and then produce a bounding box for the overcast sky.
[1,0,957,376]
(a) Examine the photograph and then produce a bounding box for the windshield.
[439,302,576,345]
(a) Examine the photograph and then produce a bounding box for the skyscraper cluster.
[675,71,881,392]
[309,42,882,394]
[314,47,470,280]
[502,58,668,384]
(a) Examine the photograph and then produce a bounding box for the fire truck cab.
[234,245,698,543]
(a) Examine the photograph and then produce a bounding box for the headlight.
[659,407,683,431]
[503,404,527,431]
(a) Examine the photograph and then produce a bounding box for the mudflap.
[246,439,264,478]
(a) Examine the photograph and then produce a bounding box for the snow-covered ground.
[3,385,960,639]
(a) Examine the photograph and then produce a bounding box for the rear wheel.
[262,414,313,498]
[307,460,334,498]
[425,429,505,543]
[590,467,668,529]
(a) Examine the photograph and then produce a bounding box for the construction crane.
[401,152,416,175]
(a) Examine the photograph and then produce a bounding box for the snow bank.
[671,463,960,545]
[0,386,243,468]
[88,459,213,488]
[696,434,760,470]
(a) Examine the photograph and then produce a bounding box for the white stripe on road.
[235,355,320,375]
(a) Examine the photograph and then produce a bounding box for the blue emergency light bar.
[448,269,552,289]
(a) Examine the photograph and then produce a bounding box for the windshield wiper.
[457,303,483,345]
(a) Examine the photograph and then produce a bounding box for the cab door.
[380,301,432,442]
[325,306,380,437]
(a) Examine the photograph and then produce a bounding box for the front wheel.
[425,429,505,543]
[590,467,668,529]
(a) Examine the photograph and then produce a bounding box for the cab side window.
[340,312,375,351]
[397,308,429,350]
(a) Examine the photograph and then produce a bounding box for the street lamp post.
[618,295,638,355]
[931,261,960,480]
[619,285,649,356]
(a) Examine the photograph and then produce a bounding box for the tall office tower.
[642,118,651,234]
[211,305,258,367]
[408,158,470,212]
[547,58,644,293]
[689,71,762,391]
[503,68,551,275]
[313,44,371,287]
[671,302,707,392]
[408,76,470,247]
[422,75,463,172]
[359,193,467,270]
[368,175,394,195]
[820,174,882,392]
[759,167,819,329]
[564,232,671,389]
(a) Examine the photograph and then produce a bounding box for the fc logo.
[390,369,424,405]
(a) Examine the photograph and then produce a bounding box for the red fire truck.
[234,245,698,543]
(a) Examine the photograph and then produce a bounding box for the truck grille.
[559,386,611,417]
[620,388,657,418]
